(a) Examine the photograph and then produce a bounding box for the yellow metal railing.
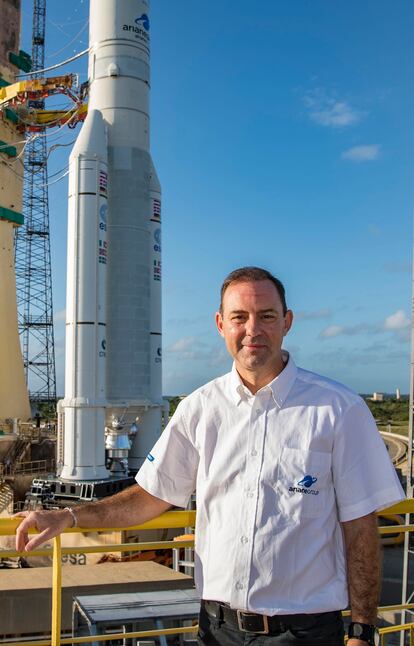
[1,504,414,645]
[0,510,196,646]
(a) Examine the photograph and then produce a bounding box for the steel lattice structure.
[14,0,56,405]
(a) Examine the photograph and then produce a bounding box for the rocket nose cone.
[71,109,108,161]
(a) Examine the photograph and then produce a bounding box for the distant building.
[371,392,384,402]
[396,388,400,401]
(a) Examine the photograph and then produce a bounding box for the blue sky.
[20,0,414,396]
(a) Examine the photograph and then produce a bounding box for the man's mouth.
[243,344,266,349]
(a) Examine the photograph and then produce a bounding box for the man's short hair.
[220,266,288,315]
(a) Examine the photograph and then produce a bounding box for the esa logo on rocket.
[154,228,161,252]
[99,204,107,231]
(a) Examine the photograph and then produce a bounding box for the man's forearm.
[15,484,172,552]
[342,512,381,623]
[69,484,171,529]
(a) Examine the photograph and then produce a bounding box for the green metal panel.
[4,108,18,124]
[19,50,32,62]
[0,140,17,157]
[8,52,32,72]
[0,207,24,226]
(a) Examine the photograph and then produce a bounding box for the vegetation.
[363,398,409,435]
[166,396,182,418]
[166,395,409,429]
[364,398,409,424]
[32,401,57,421]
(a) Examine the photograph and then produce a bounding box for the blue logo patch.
[147,453,155,462]
[135,13,150,30]
[298,475,317,488]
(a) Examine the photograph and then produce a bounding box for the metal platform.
[27,475,135,507]
[73,588,200,646]
[0,561,194,636]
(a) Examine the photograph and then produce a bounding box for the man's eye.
[262,314,276,320]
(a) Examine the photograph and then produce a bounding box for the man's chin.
[237,354,269,370]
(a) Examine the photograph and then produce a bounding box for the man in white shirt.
[16,266,404,646]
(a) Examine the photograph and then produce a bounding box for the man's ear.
[283,309,294,336]
[215,311,225,337]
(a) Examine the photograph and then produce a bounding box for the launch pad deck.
[0,561,194,636]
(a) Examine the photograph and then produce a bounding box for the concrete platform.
[0,561,194,636]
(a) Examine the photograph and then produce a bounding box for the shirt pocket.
[276,447,332,519]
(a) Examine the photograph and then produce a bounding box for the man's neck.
[236,360,286,395]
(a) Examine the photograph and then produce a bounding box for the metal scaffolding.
[14,0,56,405]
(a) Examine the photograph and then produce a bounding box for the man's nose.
[245,316,261,337]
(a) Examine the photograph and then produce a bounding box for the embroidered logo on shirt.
[288,474,319,496]
[298,475,317,488]
[147,453,155,462]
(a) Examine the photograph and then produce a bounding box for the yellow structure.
[0,0,30,423]
[0,219,30,420]
[0,74,87,130]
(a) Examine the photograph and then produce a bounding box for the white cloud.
[304,90,364,128]
[341,144,380,162]
[383,310,410,331]
[54,308,66,323]
[320,325,345,338]
[168,336,197,352]
[320,323,374,338]
[310,343,406,370]
[368,224,381,238]
[164,337,231,385]
[167,336,221,362]
[295,309,332,321]
[383,261,411,274]
[319,310,411,344]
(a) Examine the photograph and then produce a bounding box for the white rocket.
[60,0,163,481]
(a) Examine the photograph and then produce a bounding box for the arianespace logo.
[123,13,150,41]
[289,474,319,496]
[135,14,150,30]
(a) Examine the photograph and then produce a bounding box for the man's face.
[216,280,293,381]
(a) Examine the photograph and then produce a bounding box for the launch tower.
[14,0,57,406]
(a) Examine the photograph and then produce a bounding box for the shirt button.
[255,409,261,415]
[247,492,254,498]
[241,536,248,544]
[251,449,257,456]
[236,582,244,590]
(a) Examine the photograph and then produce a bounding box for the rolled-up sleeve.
[332,401,405,522]
[136,402,199,508]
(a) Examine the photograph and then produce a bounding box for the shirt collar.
[230,351,298,408]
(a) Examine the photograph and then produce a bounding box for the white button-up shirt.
[137,354,404,615]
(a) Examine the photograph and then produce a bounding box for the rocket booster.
[60,0,162,480]
[61,110,108,481]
